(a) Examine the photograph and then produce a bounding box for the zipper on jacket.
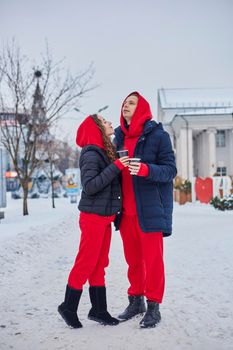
[134,136,145,158]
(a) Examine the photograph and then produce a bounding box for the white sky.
[1,0,233,145]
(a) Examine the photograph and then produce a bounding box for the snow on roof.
[158,88,233,109]
[176,107,233,116]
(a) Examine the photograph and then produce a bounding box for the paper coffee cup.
[129,157,141,164]
[117,150,129,158]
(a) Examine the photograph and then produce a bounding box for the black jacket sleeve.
[80,150,121,195]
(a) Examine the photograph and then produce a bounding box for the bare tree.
[0,40,96,215]
[38,135,61,209]
[39,134,80,209]
[56,140,77,174]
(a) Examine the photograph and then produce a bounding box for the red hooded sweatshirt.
[120,92,152,215]
[76,115,105,149]
[76,115,123,169]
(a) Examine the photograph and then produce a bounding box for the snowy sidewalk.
[0,198,233,350]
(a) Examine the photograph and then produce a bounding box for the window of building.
[216,130,226,147]
[216,167,227,176]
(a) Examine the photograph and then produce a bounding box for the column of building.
[177,128,193,180]
[207,128,217,177]
[229,129,233,175]
[187,128,193,179]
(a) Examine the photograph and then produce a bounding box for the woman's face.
[122,95,138,124]
[97,115,114,136]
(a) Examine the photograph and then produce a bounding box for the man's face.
[122,95,138,124]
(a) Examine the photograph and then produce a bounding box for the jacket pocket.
[155,184,163,208]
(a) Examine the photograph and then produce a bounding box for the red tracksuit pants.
[120,215,165,303]
[68,212,112,290]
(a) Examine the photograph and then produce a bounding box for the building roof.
[176,107,233,116]
[158,88,233,109]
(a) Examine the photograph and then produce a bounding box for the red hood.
[120,91,152,137]
[76,115,105,149]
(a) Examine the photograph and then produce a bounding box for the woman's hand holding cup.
[117,150,129,168]
[118,156,129,167]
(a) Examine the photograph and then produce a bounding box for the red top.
[76,115,105,149]
[120,92,152,215]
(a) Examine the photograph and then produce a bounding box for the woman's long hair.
[91,114,117,162]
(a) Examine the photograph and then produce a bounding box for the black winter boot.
[118,295,146,321]
[58,285,83,328]
[88,286,119,326]
[139,300,161,328]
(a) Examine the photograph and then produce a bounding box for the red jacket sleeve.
[137,163,149,177]
[114,159,125,171]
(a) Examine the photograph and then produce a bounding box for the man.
[114,92,177,328]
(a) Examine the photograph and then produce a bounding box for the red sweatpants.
[68,212,112,290]
[120,215,165,303]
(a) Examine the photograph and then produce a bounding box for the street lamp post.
[73,108,86,116]
[97,105,109,113]
[0,128,7,210]
[64,106,109,122]
[74,105,109,116]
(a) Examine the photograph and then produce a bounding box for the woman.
[58,114,128,328]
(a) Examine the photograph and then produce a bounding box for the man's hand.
[128,162,141,175]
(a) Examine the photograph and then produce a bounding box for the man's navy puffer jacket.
[114,121,177,236]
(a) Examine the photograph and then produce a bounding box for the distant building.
[157,88,233,179]
[0,75,49,191]
[0,110,29,173]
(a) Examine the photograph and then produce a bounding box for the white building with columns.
[157,88,233,179]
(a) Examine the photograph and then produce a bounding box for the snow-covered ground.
[0,195,233,350]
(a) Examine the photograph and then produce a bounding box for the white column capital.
[206,128,217,134]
